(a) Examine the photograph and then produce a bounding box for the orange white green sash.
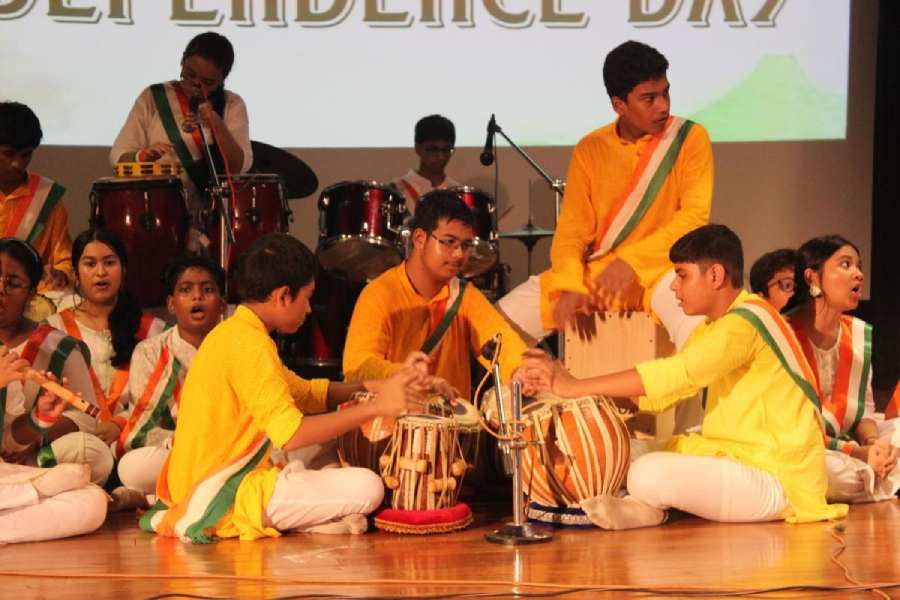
[115,345,183,458]
[140,436,270,543]
[790,315,872,446]
[0,325,91,466]
[3,174,66,244]
[588,116,694,260]
[421,277,467,355]
[729,298,821,414]
[150,81,207,192]
[57,309,165,424]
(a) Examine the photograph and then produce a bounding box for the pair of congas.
[484,389,631,509]
[316,181,498,282]
[89,168,290,306]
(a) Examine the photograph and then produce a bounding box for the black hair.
[236,233,317,302]
[410,190,475,234]
[794,234,861,305]
[414,114,456,146]
[72,228,143,367]
[0,101,43,150]
[163,255,226,297]
[0,237,43,289]
[602,40,669,100]
[669,224,744,288]
[749,248,800,296]
[182,31,235,78]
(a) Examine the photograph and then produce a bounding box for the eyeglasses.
[768,278,795,293]
[0,275,30,294]
[429,234,474,254]
[421,144,455,155]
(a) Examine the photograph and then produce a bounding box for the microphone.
[480,114,497,166]
[480,338,498,361]
[189,94,201,113]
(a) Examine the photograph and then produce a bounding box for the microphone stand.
[193,106,236,297]
[487,116,567,359]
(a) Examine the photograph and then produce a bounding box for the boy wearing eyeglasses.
[749,248,800,313]
[391,114,460,214]
[343,191,527,399]
[0,102,73,294]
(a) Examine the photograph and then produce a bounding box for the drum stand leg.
[485,381,553,545]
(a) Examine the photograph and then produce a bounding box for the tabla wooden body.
[336,393,395,474]
[90,176,189,307]
[381,415,467,511]
[521,395,630,507]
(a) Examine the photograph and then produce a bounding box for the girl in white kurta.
[788,235,899,503]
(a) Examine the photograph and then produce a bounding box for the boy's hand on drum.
[424,375,458,403]
[0,347,29,388]
[374,367,428,418]
[137,143,173,162]
[403,351,431,375]
[552,291,594,337]
[519,349,580,398]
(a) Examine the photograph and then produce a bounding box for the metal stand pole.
[194,117,235,297]
[485,380,553,545]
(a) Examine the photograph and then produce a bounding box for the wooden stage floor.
[2,500,899,600]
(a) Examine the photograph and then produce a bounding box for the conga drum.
[90,176,189,307]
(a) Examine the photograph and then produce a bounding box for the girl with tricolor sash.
[46,229,166,449]
[788,235,899,502]
[0,346,107,544]
[112,256,226,510]
[109,32,252,206]
[0,238,113,485]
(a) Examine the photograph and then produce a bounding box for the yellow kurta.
[0,172,74,290]
[634,290,848,524]
[540,119,713,327]
[159,305,329,541]
[343,263,527,397]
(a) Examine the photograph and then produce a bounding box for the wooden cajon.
[564,312,677,439]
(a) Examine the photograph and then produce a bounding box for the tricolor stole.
[140,436,270,543]
[728,298,822,422]
[149,81,208,192]
[790,315,873,448]
[421,278,467,355]
[588,116,694,260]
[115,345,183,458]
[0,325,91,466]
[3,174,66,244]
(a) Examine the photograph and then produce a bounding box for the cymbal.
[250,140,318,199]
[498,225,555,242]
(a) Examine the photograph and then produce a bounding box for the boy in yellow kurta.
[498,41,712,347]
[343,190,528,399]
[0,102,73,294]
[518,224,848,528]
[141,234,425,543]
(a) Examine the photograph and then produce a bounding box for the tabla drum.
[206,174,291,298]
[317,180,406,282]
[380,414,467,512]
[424,186,498,278]
[521,395,630,507]
[90,176,189,307]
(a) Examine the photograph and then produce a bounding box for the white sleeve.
[224,91,253,173]
[121,340,156,422]
[110,87,154,166]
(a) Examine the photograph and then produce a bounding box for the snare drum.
[423,186,498,277]
[207,174,291,297]
[381,414,467,511]
[90,176,189,306]
[317,180,406,282]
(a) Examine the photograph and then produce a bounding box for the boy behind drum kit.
[391,114,460,215]
[518,224,849,530]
